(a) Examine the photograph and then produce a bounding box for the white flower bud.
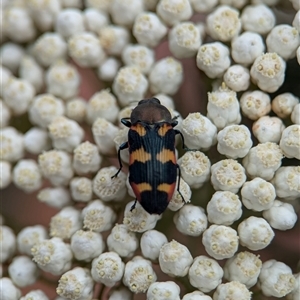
[83,8,109,34]
[99,25,130,56]
[240,90,271,121]
[29,94,65,128]
[223,65,250,92]
[188,255,223,292]
[70,177,92,202]
[250,52,286,93]
[112,66,148,106]
[271,166,300,201]
[84,0,111,11]
[91,252,125,287]
[217,125,252,158]
[50,206,81,239]
[0,100,11,128]
[207,83,241,130]
[3,77,35,115]
[224,251,262,288]
[243,142,283,181]
[82,199,116,232]
[211,159,246,193]
[17,225,48,256]
[293,10,300,32]
[154,94,175,110]
[3,7,36,42]
[220,0,248,8]
[55,8,85,39]
[173,204,207,236]
[159,240,193,277]
[169,22,201,59]
[71,230,104,261]
[213,281,252,300]
[0,161,11,189]
[231,31,265,66]
[31,237,72,275]
[114,127,130,165]
[27,0,61,31]
[33,33,68,67]
[280,125,300,160]
[93,166,127,201]
[97,57,121,82]
[86,89,119,124]
[38,150,74,186]
[181,113,217,150]
[122,44,155,74]
[92,118,119,155]
[123,256,157,293]
[238,216,274,251]
[48,116,84,152]
[147,281,180,300]
[182,291,213,300]
[108,286,132,300]
[266,25,300,60]
[0,225,16,263]
[206,5,241,42]
[37,187,71,208]
[65,97,87,123]
[189,0,217,12]
[290,0,300,9]
[168,176,192,211]
[8,255,39,287]
[272,93,299,118]
[241,4,275,34]
[251,0,279,4]
[258,260,295,298]
[110,0,144,27]
[56,267,94,300]
[263,200,298,231]
[0,42,24,74]
[68,32,106,67]
[196,42,230,78]
[123,201,161,232]
[133,12,167,47]
[252,116,285,143]
[12,159,42,193]
[241,178,276,211]
[46,61,80,100]
[0,127,24,162]
[149,57,183,95]
[202,225,238,260]
[20,290,49,300]
[291,103,300,124]
[157,0,192,26]
[19,55,44,93]
[140,230,168,260]
[0,278,21,300]
[287,273,300,300]
[107,224,138,257]
[178,151,211,189]
[73,141,102,175]
[207,191,242,225]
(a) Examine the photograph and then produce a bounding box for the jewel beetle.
[112,97,187,215]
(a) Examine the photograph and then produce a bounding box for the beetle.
[112,97,187,215]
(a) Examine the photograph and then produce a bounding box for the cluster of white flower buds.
[1,0,299,299]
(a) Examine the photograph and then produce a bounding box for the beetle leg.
[176,164,186,203]
[130,199,137,211]
[174,129,188,150]
[111,141,129,179]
